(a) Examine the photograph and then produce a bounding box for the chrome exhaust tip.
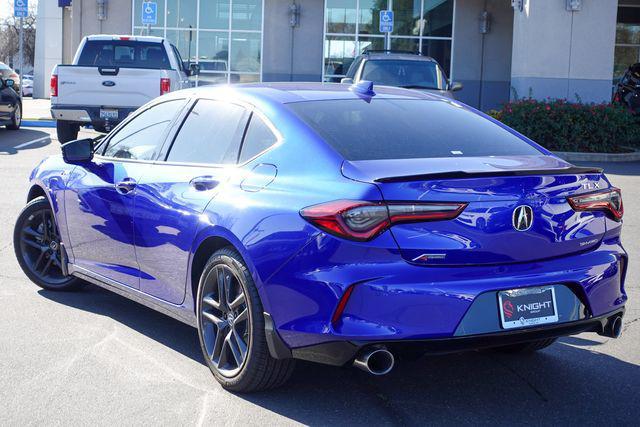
[600,314,623,338]
[353,347,395,376]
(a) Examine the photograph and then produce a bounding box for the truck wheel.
[6,103,21,130]
[56,121,80,143]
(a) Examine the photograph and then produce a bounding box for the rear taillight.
[613,92,622,103]
[568,188,623,220]
[50,74,58,97]
[300,200,468,241]
[160,78,171,95]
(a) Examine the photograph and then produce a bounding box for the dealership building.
[33,0,638,110]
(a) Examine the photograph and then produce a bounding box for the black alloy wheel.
[14,197,80,290]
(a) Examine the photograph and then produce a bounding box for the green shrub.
[487,99,640,153]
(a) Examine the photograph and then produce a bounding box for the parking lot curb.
[554,149,640,163]
[21,120,56,128]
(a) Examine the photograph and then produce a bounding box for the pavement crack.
[622,316,639,332]
[494,359,549,402]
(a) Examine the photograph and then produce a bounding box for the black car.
[0,78,21,130]
[613,63,640,112]
[0,62,21,94]
[339,50,462,99]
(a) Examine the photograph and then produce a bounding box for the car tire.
[493,338,557,354]
[6,103,21,130]
[56,121,80,143]
[196,247,295,392]
[13,197,81,291]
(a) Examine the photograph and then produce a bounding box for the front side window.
[166,99,248,164]
[361,59,446,89]
[289,99,542,161]
[103,100,185,160]
[239,115,278,163]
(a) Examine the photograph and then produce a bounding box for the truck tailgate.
[56,66,165,107]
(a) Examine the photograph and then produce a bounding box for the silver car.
[340,50,462,99]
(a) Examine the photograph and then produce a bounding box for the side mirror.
[62,138,94,163]
[340,77,354,84]
[189,63,200,76]
[4,79,15,88]
[449,81,463,92]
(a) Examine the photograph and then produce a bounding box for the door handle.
[190,176,219,191]
[115,178,137,194]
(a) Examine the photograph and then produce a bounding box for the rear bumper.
[290,308,625,366]
[51,105,138,130]
[264,233,627,350]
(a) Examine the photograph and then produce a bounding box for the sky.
[0,0,38,21]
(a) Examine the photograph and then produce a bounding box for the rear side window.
[239,115,278,163]
[103,99,184,160]
[288,99,542,161]
[77,40,171,69]
[166,99,248,164]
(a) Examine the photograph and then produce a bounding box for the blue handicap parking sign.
[14,0,28,18]
[379,10,394,33]
[141,1,158,25]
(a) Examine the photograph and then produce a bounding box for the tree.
[0,0,37,70]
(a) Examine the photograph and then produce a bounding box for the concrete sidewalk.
[22,98,52,121]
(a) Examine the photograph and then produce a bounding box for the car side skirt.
[69,264,197,327]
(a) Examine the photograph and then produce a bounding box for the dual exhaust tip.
[600,314,624,339]
[353,347,395,376]
[354,314,624,375]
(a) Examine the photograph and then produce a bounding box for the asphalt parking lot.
[0,126,638,426]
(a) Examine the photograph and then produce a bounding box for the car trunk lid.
[342,155,608,266]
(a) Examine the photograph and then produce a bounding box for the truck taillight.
[50,74,58,97]
[160,78,170,95]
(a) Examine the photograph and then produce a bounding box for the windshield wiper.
[399,84,440,90]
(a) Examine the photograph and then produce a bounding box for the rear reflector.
[300,200,467,241]
[568,188,623,220]
[331,284,355,325]
[50,74,58,97]
[160,78,170,95]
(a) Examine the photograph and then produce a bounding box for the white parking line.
[14,136,50,149]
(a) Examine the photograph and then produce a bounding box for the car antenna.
[349,80,376,97]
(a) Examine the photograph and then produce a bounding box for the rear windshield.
[362,60,447,90]
[288,99,542,161]
[77,40,170,69]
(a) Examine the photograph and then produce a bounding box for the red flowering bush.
[488,99,640,153]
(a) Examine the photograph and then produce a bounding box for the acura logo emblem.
[513,205,533,231]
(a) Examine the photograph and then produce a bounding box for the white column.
[510,0,617,103]
[33,1,63,99]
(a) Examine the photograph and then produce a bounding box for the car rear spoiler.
[374,166,604,183]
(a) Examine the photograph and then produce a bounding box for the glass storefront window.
[326,0,357,34]
[166,29,196,61]
[392,0,421,37]
[230,32,261,73]
[200,0,230,30]
[132,0,263,84]
[167,0,197,28]
[616,6,640,83]
[324,0,454,81]
[232,0,262,31]
[324,35,358,77]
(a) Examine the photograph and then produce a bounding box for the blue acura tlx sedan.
[14,82,627,392]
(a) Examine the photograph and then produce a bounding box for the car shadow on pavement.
[38,283,639,425]
[38,284,203,363]
[0,128,52,155]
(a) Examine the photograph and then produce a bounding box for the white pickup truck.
[51,35,198,142]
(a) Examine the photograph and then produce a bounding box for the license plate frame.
[498,286,559,330]
[99,108,118,121]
